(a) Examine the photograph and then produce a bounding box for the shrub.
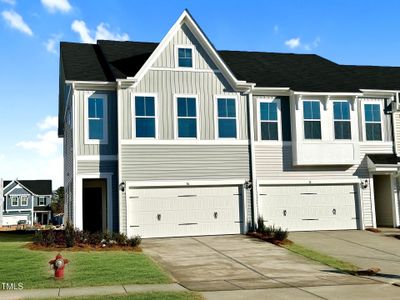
[33,230,43,244]
[102,231,113,244]
[264,225,275,237]
[34,229,55,246]
[273,227,289,241]
[256,216,266,234]
[113,232,128,245]
[54,230,66,245]
[65,222,76,248]
[127,235,142,247]
[87,232,103,245]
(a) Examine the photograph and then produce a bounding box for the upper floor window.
[39,197,45,206]
[87,95,107,143]
[303,101,321,139]
[259,99,280,140]
[216,98,237,138]
[177,97,197,138]
[333,101,351,140]
[135,96,156,138]
[177,47,193,68]
[364,103,382,141]
[11,196,18,206]
[20,196,28,206]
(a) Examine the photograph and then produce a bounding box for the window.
[20,196,28,206]
[333,101,351,139]
[303,101,321,139]
[135,96,156,138]
[177,97,197,138]
[177,47,193,68]
[10,196,18,206]
[87,96,107,142]
[39,197,45,206]
[259,100,279,140]
[217,98,237,138]
[364,103,382,141]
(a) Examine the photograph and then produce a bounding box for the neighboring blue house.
[1,180,52,226]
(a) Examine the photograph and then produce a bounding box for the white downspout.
[246,90,258,229]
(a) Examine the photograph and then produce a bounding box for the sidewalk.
[0,283,186,300]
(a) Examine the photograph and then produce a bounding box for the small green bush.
[264,225,275,237]
[256,216,266,233]
[127,235,142,247]
[65,222,75,248]
[273,227,289,241]
[113,232,128,245]
[87,232,103,245]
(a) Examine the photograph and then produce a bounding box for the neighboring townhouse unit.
[59,10,400,238]
[1,180,52,226]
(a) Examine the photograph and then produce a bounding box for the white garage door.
[126,185,243,238]
[2,214,29,226]
[259,184,359,231]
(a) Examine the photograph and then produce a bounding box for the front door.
[83,187,103,232]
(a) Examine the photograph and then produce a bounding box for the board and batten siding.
[153,24,217,70]
[74,90,118,156]
[255,142,394,227]
[393,111,400,156]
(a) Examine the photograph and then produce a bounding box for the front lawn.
[0,232,170,289]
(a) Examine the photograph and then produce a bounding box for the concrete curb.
[0,283,187,300]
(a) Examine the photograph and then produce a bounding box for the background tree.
[51,186,64,214]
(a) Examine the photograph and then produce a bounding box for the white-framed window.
[363,101,383,141]
[333,101,351,140]
[85,93,108,144]
[303,100,321,140]
[38,197,46,206]
[258,98,281,141]
[215,97,238,139]
[174,95,198,139]
[175,45,194,68]
[10,196,18,206]
[133,94,157,138]
[20,196,28,206]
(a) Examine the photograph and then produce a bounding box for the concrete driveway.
[142,235,377,292]
[290,230,400,284]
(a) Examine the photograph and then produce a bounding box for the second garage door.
[126,185,244,238]
[258,184,359,231]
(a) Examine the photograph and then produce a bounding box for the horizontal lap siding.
[121,144,250,181]
[394,112,400,155]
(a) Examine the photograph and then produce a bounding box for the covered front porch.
[367,154,400,228]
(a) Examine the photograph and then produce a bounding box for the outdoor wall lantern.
[361,179,368,189]
[119,182,125,192]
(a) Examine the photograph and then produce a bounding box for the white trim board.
[120,139,249,145]
[126,179,247,188]
[76,155,118,161]
[258,179,361,185]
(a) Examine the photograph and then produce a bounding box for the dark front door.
[83,187,103,232]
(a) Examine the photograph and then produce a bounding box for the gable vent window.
[177,47,193,68]
[333,101,351,140]
[364,103,382,141]
[217,98,237,138]
[303,101,321,139]
[135,96,156,138]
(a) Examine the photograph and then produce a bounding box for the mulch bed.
[365,227,381,233]
[26,243,142,252]
[246,232,292,246]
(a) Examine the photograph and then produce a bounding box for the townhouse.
[59,10,400,237]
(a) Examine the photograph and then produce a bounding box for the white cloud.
[41,0,72,13]
[17,130,61,157]
[44,37,57,54]
[37,116,58,129]
[1,10,33,36]
[284,37,300,49]
[71,19,129,44]
[1,0,16,5]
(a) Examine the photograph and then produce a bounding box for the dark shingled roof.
[3,180,52,195]
[367,154,400,165]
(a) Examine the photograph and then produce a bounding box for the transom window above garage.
[177,47,193,68]
[135,96,156,138]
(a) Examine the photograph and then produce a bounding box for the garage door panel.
[127,185,243,238]
[259,184,359,231]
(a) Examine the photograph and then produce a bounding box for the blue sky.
[1,0,400,188]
